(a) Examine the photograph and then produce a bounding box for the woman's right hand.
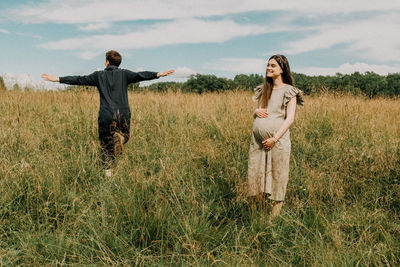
[254,108,268,118]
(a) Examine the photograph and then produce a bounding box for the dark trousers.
[98,107,131,168]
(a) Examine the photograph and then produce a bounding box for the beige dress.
[247,84,304,201]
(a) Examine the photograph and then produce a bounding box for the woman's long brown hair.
[260,55,294,108]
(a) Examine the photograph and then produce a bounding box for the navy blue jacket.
[59,65,158,110]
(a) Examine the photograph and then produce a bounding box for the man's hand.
[41,74,59,82]
[157,69,175,77]
[254,108,268,118]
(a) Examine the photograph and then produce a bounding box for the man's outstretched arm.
[127,69,175,84]
[41,72,98,86]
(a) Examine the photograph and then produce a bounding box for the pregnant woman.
[248,54,304,222]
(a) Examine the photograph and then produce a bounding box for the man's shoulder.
[105,68,134,73]
[88,70,102,75]
[119,68,134,73]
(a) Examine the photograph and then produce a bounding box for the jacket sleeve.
[126,70,159,84]
[59,71,99,86]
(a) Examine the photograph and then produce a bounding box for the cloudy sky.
[0,0,399,89]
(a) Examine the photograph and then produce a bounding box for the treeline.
[1,72,400,97]
[143,74,263,94]
[142,72,400,97]
[293,72,400,97]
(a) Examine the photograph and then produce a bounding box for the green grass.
[0,90,399,266]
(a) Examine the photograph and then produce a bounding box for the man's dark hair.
[106,50,122,67]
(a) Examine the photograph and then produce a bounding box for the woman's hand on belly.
[254,108,268,118]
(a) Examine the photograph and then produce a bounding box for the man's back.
[59,65,159,110]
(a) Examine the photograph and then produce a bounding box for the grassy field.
[0,90,399,266]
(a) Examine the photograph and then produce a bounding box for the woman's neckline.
[273,84,289,90]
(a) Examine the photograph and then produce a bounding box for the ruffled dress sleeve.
[252,84,263,103]
[284,86,304,107]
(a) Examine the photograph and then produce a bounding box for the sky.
[0,0,400,89]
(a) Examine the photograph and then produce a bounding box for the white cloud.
[205,58,266,74]
[7,0,400,24]
[8,0,399,64]
[296,62,400,76]
[0,29,9,34]
[77,51,100,60]
[26,3,399,64]
[284,14,400,62]
[4,0,400,77]
[38,19,283,59]
[78,22,111,31]
[173,66,198,78]
[2,73,64,90]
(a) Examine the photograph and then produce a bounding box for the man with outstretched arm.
[42,50,174,177]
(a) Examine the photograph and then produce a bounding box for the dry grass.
[0,90,399,266]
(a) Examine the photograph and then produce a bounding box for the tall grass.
[0,90,399,266]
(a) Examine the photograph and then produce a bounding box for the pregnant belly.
[252,117,282,144]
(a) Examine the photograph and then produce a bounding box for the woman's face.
[266,58,283,78]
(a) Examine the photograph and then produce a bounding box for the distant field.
[0,90,399,266]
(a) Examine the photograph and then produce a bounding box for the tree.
[362,72,387,97]
[292,73,313,94]
[182,74,234,93]
[12,83,21,91]
[128,82,140,91]
[121,71,400,97]
[233,74,264,90]
[147,82,182,92]
[0,76,6,91]
[386,73,400,97]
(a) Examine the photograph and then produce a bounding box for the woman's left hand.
[262,138,277,151]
